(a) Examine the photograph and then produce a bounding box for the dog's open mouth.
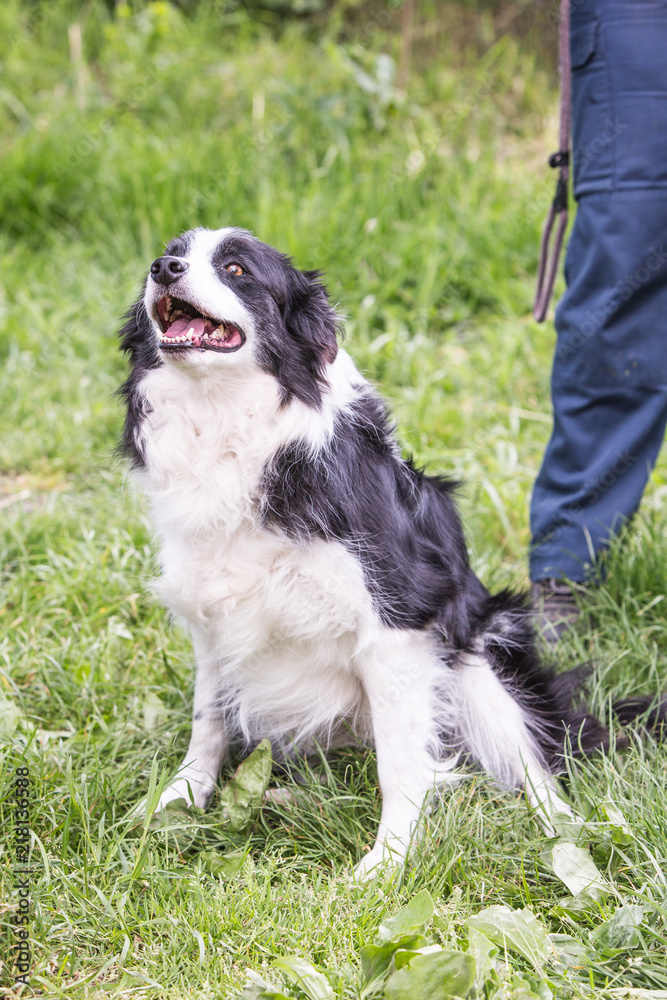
[154,295,245,353]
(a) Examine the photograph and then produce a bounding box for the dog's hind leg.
[452,652,572,830]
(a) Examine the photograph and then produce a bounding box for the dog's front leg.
[136,629,229,817]
[354,634,446,879]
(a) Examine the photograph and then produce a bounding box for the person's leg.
[530,367,667,583]
[530,0,667,586]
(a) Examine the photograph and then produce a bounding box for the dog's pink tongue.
[165,316,208,339]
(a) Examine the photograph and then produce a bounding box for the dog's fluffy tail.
[462,590,666,776]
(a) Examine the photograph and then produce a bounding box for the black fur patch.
[477,593,610,763]
[117,293,161,468]
[260,389,489,648]
[165,232,193,259]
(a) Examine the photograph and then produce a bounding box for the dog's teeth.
[187,328,194,340]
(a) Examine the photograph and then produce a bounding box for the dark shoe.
[531,578,582,644]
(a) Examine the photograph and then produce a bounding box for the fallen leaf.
[273,956,334,1000]
[218,739,272,832]
[377,889,434,943]
[383,949,475,1000]
[550,842,608,900]
[591,905,648,953]
[467,905,553,970]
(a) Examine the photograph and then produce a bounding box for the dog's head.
[120,227,339,408]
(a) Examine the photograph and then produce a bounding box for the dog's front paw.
[129,775,212,823]
[353,848,400,881]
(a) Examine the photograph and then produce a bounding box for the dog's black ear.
[283,268,339,369]
[116,291,160,468]
[265,266,339,410]
[118,293,158,367]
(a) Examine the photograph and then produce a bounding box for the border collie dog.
[119,227,606,876]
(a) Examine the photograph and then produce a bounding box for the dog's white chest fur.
[134,360,378,744]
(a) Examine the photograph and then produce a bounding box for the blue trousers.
[529,0,667,582]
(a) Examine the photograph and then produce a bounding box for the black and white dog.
[119,227,617,876]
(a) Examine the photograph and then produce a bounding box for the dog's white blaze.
[180,227,252,332]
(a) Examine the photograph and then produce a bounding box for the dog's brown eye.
[225,263,244,276]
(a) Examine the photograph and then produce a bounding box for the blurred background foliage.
[0,0,565,569]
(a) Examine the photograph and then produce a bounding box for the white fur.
[450,653,571,828]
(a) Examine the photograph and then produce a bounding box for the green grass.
[2,2,667,997]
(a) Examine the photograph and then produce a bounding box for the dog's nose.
[150,256,189,286]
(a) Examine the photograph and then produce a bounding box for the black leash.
[534,0,571,322]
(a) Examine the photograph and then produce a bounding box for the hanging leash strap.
[533,0,571,322]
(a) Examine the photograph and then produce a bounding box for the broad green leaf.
[549,933,591,969]
[241,986,294,1000]
[360,942,399,990]
[550,842,608,900]
[200,849,245,878]
[554,893,602,917]
[466,927,498,988]
[508,972,552,1000]
[601,800,634,847]
[591,905,648,953]
[218,739,272,832]
[383,950,475,1000]
[377,889,434,943]
[392,944,441,970]
[467,906,553,970]
[274,956,334,1000]
[360,935,427,985]
[533,979,553,1000]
